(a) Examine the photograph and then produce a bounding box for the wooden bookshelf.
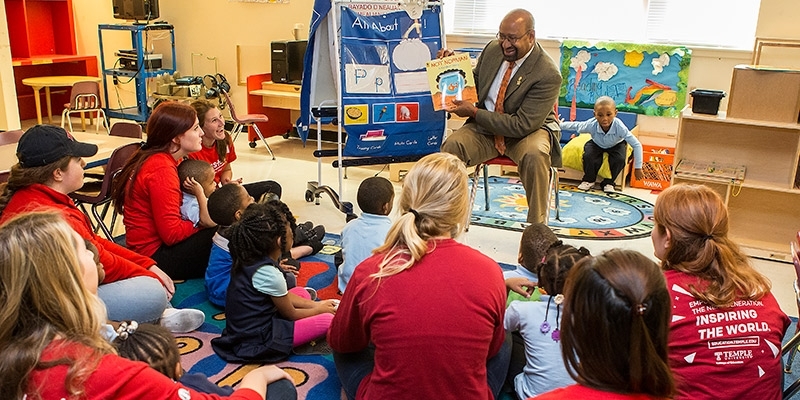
[674,108,800,262]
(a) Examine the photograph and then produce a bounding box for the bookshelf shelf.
[674,105,800,262]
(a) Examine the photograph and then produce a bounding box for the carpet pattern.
[169,232,800,399]
[470,176,655,240]
[171,234,345,400]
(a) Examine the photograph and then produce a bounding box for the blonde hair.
[371,152,469,279]
[653,184,770,307]
[0,211,112,399]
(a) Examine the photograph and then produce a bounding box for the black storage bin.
[690,89,726,115]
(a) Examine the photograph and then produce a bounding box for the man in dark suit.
[440,8,561,224]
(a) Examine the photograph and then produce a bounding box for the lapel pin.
[516,76,523,85]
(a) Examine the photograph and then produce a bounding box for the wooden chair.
[220,88,275,160]
[61,81,109,133]
[71,142,140,240]
[109,121,143,138]
[0,129,24,146]
[468,155,560,227]
[783,231,800,392]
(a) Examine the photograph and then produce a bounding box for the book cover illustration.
[426,53,477,111]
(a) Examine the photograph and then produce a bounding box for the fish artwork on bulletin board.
[559,40,692,118]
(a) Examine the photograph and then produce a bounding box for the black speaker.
[271,40,307,84]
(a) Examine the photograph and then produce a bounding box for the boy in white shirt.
[178,159,217,228]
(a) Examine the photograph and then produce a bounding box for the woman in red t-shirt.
[651,184,789,400]
[188,100,281,202]
[0,211,294,400]
[112,102,216,280]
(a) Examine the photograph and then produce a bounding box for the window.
[444,0,761,49]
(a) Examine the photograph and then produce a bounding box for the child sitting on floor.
[505,242,591,399]
[504,223,558,302]
[338,176,394,293]
[211,202,339,363]
[560,96,644,193]
[178,159,217,228]
[205,185,320,308]
[113,321,297,399]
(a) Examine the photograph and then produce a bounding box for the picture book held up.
[426,53,477,111]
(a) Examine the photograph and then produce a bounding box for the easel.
[300,0,446,218]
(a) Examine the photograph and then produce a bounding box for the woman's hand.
[505,277,537,298]
[149,265,175,300]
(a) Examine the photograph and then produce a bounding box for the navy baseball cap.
[17,125,98,168]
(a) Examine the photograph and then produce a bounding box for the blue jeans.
[98,276,168,323]
[334,333,512,400]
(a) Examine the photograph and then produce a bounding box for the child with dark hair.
[211,202,338,363]
[504,223,559,299]
[204,186,318,308]
[205,183,254,307]
[532,249,674,399]
[504,242,590,399]
[178,159,217,228]
[113,321,297,399]
[338,176,394,293]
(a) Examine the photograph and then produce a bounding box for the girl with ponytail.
[328,152,510,400]
[652,184,788,400]
[533,249,674,399]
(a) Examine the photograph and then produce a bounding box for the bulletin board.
[559,40,691,117]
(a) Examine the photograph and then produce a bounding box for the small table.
[21,76,102,125]
[0,131,141,173]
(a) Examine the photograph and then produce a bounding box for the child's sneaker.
[603,184,616,193]
[160,307,205,333]
[577,181,593,191]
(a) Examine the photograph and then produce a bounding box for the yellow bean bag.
[561,133,632,180]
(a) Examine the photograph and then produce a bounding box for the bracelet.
[116,320,139,341]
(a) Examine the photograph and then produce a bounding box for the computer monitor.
[112,0,160,22]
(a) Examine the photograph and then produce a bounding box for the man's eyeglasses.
[496,31,531,44]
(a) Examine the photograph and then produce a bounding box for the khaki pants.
[442,124,551,224]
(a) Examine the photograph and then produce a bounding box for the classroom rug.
[169,232,520,400]
[470,176,655,240]
[170,233,346,400]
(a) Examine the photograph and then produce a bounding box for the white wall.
[0,0,796,132]
[70,0,314,117]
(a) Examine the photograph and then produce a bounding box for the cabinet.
[98,24,176,122]
[673,109,800,261]
[5,0,98,120]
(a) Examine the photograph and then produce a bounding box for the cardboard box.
[727,65,800,123]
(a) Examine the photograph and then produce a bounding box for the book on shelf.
[674,159,746,184]
[425,53,477,111]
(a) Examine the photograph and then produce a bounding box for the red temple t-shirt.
[665,270,789,400]
[188,141,237,183]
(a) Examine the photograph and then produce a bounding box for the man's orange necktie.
[494,61,515,155]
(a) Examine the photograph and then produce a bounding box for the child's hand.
[505,277,537,298]
[569,133,577,140]
[182,176,204,198]
[279,258,300,277]
[317,299,339,314]
[634,168,644,180]
[255,365,293,384]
